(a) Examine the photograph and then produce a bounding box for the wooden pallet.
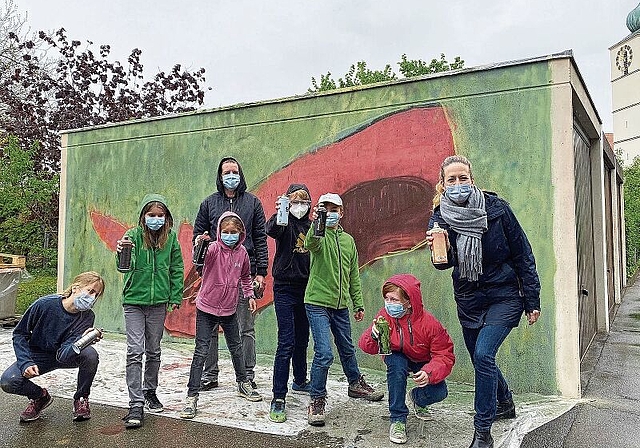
[0,315,20,327]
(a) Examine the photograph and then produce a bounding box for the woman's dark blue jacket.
[429,192,541,328]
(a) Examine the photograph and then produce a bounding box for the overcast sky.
[15,0,640,132]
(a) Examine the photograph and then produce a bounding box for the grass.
[15,269,57,315]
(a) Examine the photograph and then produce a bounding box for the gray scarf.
[440,186,487,281]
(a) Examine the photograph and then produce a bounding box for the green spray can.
[375,316,391,355]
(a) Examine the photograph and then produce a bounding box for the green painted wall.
[62,60,556,394]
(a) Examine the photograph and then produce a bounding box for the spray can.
[193,238,210,267]
[117,236,133,271]
[72,328,103,354]
[430,222,448,265]
[375,317,391,355]
[276,195,290,226]
[313,205,327,237]
[252,279,264,299]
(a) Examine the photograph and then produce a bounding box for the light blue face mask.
[325,212,340,227]
[74,292,97,311]
[445,184,473,205]
[385,302,406,318]
[222,173,241,190]
[145,216,165,231]
[220,232,240,247]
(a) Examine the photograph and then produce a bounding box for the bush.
[15,269,57,314]
[624,158,640,279]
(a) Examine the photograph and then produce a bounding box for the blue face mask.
[385,302,406,318]
[220,232,240,247]
[325,212,340,227]
[445,184,473,205]
[222,173,241,190]
[74,292,97,311]
[145,216,165,231]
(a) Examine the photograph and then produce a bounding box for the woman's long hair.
[140,201,173,249]
[62,271,105,297]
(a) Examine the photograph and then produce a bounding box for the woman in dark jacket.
[426,155,541,448]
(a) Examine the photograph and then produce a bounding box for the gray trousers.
[124,304,166,407]
[202,288,256,382]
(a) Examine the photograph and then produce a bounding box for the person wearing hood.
[1,271,105,423]
[180,212,262,419]
[265,184,312,423]
[193,157,268,390]
[426,155,541,448]
[116,193,184,428]
[359,274,455,444]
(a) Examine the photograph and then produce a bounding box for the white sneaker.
[238,381,262,402]
[180,395,198,419]
[389,421,407,444]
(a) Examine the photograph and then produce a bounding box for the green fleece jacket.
[116,193,184,306]
[303,225,363,311]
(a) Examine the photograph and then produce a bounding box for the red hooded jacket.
[358,274,455,384]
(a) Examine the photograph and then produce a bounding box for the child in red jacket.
[359,274,455,445]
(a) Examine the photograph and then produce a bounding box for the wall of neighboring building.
[59,55,609,396]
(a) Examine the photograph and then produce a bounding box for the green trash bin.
[0,267,21,319]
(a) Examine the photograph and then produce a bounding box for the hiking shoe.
[389,421,408,444]
[180,396,198,419]
[291,380,311,394]
[200,380,219,391]
[72,397,91,421]
[144,390,164,413]
[20,388,53,422]
[307,397,326,426]
[122,406,144,428]
[237,382,263,402]
[347,375,384,401]
[495,397,516,420]
[269,399,286,423]
[410,389,434,421]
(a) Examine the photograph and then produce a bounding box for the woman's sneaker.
[347,375,384,401]
[122,406,144,429]
[307,397,326,426]
[143,390,164,413]
[291,380,312,394]
[180,396,198,419]
[20,388,53,422]
[389,421,408,444]
[237,382,263,401]
[269,399,286,423]
[72,397,91,421]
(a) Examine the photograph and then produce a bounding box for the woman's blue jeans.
[305,304,360,399]
[462,325,513,432]
[384,351,448,423]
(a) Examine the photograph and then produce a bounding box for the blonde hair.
[139,201,173,249]
[289,189,310,202]
[62,271,105,298]
[432,155,474,209]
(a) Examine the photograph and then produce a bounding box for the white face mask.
[289,203,309,219]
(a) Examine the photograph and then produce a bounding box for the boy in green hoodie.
[116,193,184,429]
[304,193,384,427]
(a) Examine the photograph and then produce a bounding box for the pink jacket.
[196,211,254,316]
[359,274,455,384]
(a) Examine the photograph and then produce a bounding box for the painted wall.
[60,60,557,394]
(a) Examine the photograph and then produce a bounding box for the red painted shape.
[89,210,130,252]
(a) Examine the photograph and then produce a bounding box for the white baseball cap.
[318,193,343,206]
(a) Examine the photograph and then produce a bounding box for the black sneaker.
[347,375,384,401]
[144,390,163,413]
[200,380,219,391]
[123,406,144,429]
[495,398,516,420]
[250,380,258,390]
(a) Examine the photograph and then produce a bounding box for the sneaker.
[20,388,53,422]
[144,390,164,413]
[250,380,258,390]
[122,406,144,429]
[410,389,434,421]
[495,397,516,420]
[389,421,408,444]
[291,380,312,394]
[180,396,198,419]
[307,397,326,426]
[200,380,219,391]
[268,398,286,423]
[237,381,263,402]
[72,397,91,421]
[347,375,384,401]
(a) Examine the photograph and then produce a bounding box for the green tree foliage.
[0,136,58,268]
[624,157,640,277]
[309,53,464,92]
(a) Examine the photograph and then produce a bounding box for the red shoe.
[20,388,53,422]
[73,397,91,421]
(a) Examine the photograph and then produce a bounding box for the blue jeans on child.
[305,304,361,398]
[187,308,247,397]
[384,351,448,423]
[462,324,513,432]
[1,347,99,400]
[272,283,309,399]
